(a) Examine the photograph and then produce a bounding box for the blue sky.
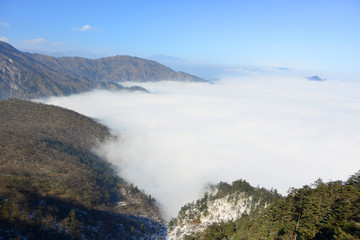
[1,0,360,74]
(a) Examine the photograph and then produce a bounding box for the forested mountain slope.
[0,99,166,239]
[170,174,360,240]
[167,180,280,240]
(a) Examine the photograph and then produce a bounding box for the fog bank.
[41,76,360,219]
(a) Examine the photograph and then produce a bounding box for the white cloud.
[0,37,9,42]
[72,25,92,32]
[0,22,10,27]
[40,76,360,220]
[22,38,47,45]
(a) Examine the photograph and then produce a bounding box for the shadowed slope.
[0,99,165,239]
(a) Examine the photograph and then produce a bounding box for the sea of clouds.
[40,75,360,219]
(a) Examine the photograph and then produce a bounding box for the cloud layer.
[41,76,360,219]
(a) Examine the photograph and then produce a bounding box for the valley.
[0,41,359,240]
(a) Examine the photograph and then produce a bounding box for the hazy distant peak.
[307,75,325,81]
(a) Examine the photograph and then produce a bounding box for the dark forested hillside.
[176,174,360,240]
[0,99,166,239]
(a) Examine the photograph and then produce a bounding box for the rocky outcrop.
[167,180,278,240]
[168,192,258,239]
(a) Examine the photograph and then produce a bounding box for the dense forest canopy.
[181,172,360,240]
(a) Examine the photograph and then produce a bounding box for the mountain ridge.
[0,41,204,100]
[28,53,204,83]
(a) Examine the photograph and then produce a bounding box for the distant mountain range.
[0,41,204,99]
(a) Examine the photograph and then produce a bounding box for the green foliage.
[190,174,360,240]
[212,179,281,205]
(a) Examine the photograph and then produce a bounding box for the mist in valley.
[40,73,360,219]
